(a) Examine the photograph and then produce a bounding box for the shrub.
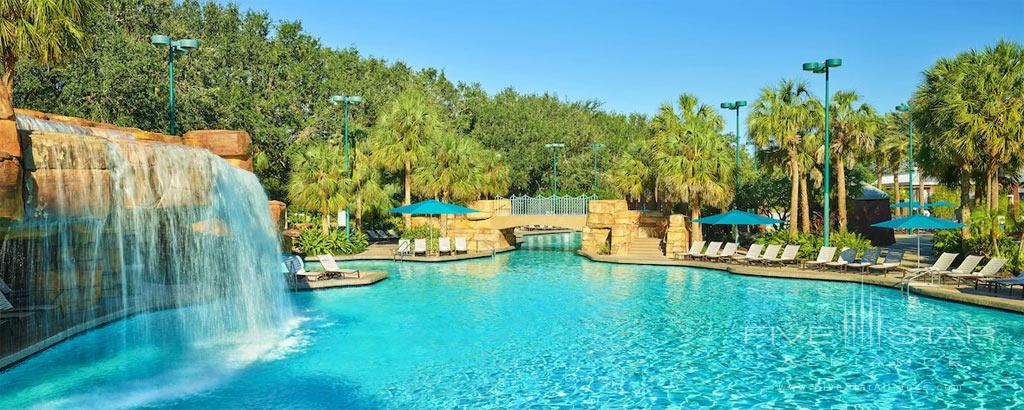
[754,230,873,259]
[295,229,368,256]
[400,225,442,253]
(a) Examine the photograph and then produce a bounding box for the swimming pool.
[3,238,1024,408]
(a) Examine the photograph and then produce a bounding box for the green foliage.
[399,224,442,253]
[295,229,368,256]
[755,230,873,260]
[287,144,349,233]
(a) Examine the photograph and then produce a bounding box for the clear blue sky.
[232,0,1023,132]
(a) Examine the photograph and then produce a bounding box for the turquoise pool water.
[3,234,1024,408]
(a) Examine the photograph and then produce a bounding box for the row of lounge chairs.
[395,237,470,256]
[283,255,361,282]
[675,242,1017,295]
[366,229,401,242]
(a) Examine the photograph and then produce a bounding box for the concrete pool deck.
[579,251,1024,314]
[303,244,516,263]
[290,270,388,291]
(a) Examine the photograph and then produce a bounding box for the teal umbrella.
[693,210,782,225]
[926,201,955,208]
[872,215,964,269]
[890,201,955,209]
[389,200,480,254]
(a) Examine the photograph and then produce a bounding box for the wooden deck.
[579,251,1024,314]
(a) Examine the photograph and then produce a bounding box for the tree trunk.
[799,175,810,233]
[788,150,799,236]
[441,191,450,236]
[321,213,330,235]
[403,159,412,228]
[891,168,901,217]
[959,174,972,242]
[1012,182,1021,220]
[355,195,363,231]
[986,165,999,250]
[0,53,15,121]
[689,196,702,243]
[918,169,926,210]
[837,156,847,232]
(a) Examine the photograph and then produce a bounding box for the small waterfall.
[0,130,292,366]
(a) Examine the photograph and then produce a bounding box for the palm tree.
[607,149,650,207]
[748,80,817,235]
[878,113,909,216]
[349,142,398,230]
[827,90,878,232]
[654,94,733,242]
[0,0,95,124]
[287,144,349,234]
[372,86,442,228]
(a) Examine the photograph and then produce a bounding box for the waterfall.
[0,130,292,366]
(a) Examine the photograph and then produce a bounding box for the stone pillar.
[665,214,690,257]
[0,119,22,220]
[183,130,253,171]
[611,209,640,256]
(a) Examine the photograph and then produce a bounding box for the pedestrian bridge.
[464,195,593,231]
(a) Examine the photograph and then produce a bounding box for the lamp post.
[330,95,362,236]
[150,35,199,135]
[591,143,605,193]
[896,103,914,215]
[802,58,842,246]
[720,100,747,242]
[545,143,565,196]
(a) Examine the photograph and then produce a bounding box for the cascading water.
[0,127,293,387]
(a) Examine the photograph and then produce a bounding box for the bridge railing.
[495,194,595,216]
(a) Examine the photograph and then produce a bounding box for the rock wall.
[665,214,691,257]
[580,200,685,257]
[447,200,515,250]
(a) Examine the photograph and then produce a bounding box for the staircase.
[628,237,665,259]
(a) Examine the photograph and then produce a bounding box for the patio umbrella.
[693,209,782,225]
[890,201,955,209]
[872,215,964,269]
[926,201,955,208]
[388,200,480,254]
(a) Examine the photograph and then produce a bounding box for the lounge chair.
[373,230,390,241]
[284,255,327,281]
[317,255,361,279]
[414,239,427,256]
[753,244,782,264]
[946,258,1006,287]
[365,230,382,241]
[0,292,10,312]
[438,237,452,255]
[845,248,881,273]
[983,272,1024,296]
[455,237,469,254]
[677,241,706,260]
[937,255,983,284]
[803,247,837,269]
[765,245,800,266]
[902,252,959,278]
[697,242,723,260]
[868,250,905,275]
[708,242,738,261]
[826,248,859,271]
[732,243,763,263]
[395,239,412,256]
[387,229,401,239]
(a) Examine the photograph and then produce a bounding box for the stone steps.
[628,237,664,258]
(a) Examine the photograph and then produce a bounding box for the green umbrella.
[389,200,480,254]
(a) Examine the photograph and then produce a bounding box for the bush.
[934,230,1023,273]
[400,225,442,253]
[295,229,369,256]
[754,230,873,259]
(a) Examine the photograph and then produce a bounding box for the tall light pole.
[803,58,842,246]
[330,95,362,236]
[591,143,605,193]
[896,103,914,215]
[720,100,747,242]
[545,143,565,196]
[150,35,199,135]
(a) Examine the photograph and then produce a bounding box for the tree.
[748,80,817,235]
[287,144,349,234]
[372,86,442,228]
[606,150,650,206]
[653,94,733,242]
[878,113,909,216]
[827,90,878,232]
[348,142,399,230]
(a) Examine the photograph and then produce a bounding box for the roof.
[858,182,890,200]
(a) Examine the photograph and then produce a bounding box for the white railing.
[496,194,595,216]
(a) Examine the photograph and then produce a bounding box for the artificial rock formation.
[664,214,691,257]
[448,200,516,250]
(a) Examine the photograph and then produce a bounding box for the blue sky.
[232,0,1023,133]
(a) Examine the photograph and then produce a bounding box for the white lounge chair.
[803,247,837,269]
[438,237,452,255]
[765,245,801,266]
[455,237,468,254]
[938,255,983,284]
[946,258,1006,287]
[826,248,859,271]
[708,242,738,261]
[414,239,427,256]
[697,242,723,260]
[317,255,361,278]
[677,241,705,260]
[902,252,959,278]
[395,239,412,256]
[868,250,905,275]
[733,243,763,263]
[845,248,881,273]
[753,244,782,264]
[284,255,327,281]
